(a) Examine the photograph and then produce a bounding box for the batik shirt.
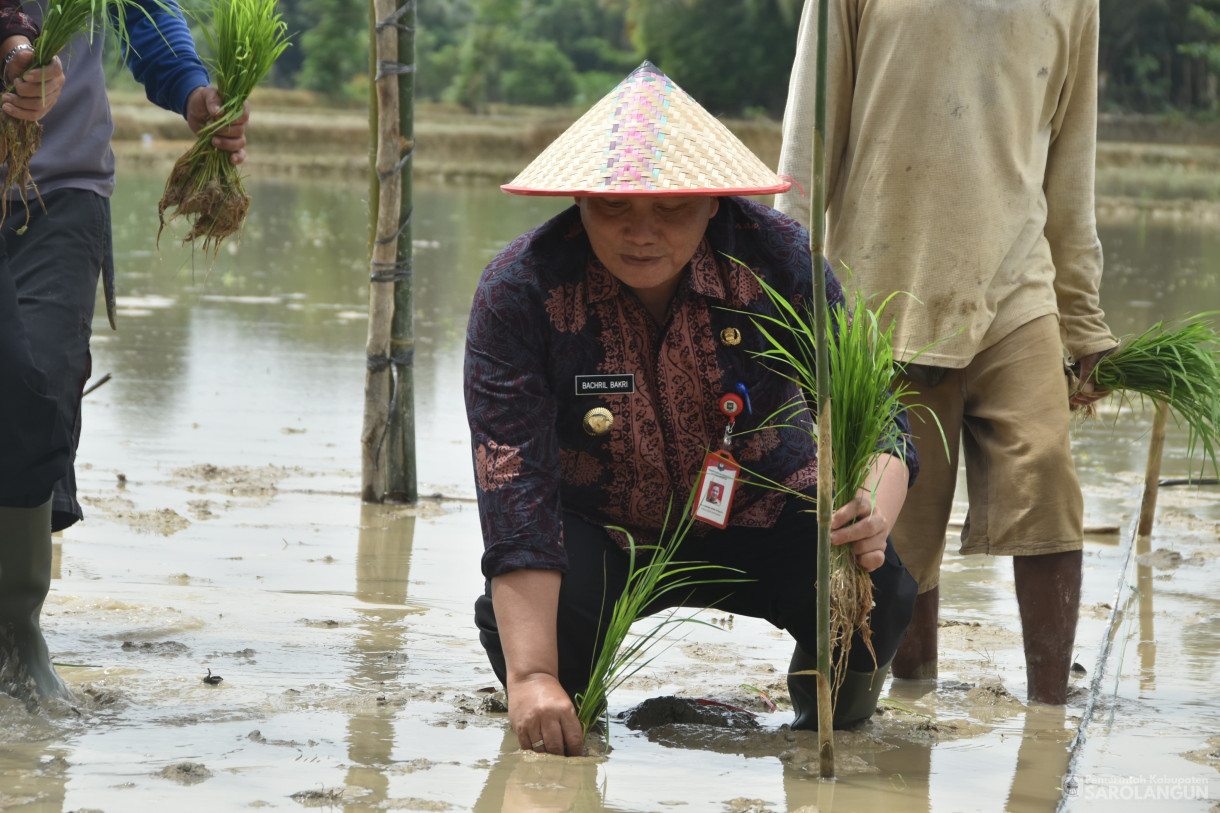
[464,196,917,579]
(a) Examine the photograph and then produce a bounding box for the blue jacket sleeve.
[119,0,210,118]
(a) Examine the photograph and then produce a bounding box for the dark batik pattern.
[545,282,586,334]
[464,197,918,579]
[0,7,39,42]
[475,439,522,492]
[559,448,602,487]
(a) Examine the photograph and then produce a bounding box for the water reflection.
[0,744,70,811]
[105,174,567,494]
[775,704,1071,811]
[341,505,419,805]
[472,733,607,812]
[1137,554,1156,694]
[1005,706,1073,810]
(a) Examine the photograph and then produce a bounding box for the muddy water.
[3,175,1218,812]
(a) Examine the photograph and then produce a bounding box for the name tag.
[575,374,635,395]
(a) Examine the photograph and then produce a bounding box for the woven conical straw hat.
[502,62,790,197]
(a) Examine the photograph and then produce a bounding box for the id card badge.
[692,451,740,529]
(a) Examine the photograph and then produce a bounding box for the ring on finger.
[531,739,545,751]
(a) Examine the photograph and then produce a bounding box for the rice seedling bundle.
[575,498,744,738]
[747,277,915,690]
[157,0,289,255]
[1,0,150,216]
[1078,313,1220,474]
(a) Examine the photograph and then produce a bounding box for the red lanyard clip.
[718,392,744,451]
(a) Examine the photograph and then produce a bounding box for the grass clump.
[1077,313,1220,473]
[575,497,745,738]
[745,275,925,692]
[2,0,154,217]
[158,0,289,256]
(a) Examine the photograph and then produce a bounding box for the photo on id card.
[693,456,738,528]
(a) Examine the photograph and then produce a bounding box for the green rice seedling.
[739,270,935,693]
[575,496,746,738]
[739,683,776,712]
[158,0,289,256]
[1,0,157,216]
[1077,313,1220,475]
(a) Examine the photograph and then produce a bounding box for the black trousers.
[0,189,106,522]
[1,221,65,506]
[474,499,918,699]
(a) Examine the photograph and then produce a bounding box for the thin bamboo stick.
[809,0,835,777]
[361,0,404,502]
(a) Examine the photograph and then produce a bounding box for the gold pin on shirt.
[720,327,742,346]
[582,407,614,436]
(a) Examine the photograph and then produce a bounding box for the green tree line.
[120,1,1220,117]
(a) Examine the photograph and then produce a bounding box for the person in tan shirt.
[777,0,1116,705]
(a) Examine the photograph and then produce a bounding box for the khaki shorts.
[892,315,1084,593]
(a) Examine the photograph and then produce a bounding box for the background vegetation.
[110,0,1220,117]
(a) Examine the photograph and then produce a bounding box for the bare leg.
[1014,550,1081,705]
[892,586,939,680]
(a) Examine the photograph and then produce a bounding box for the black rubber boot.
[789,643,891,730]
[0,498,71,701]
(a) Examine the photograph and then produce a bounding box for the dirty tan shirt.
[776,0,1116,366]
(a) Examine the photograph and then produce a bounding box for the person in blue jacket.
[0,1,249,702]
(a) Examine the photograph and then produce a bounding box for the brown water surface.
[2,176,1217,812]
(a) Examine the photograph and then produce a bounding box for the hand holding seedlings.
[1,47,64,122]
[1,0,154,215]
[158,0,290,257]
[185,86,249,165]
[1068,348,1113,409]
[1074,314,1220,471]
[829,452,910,573]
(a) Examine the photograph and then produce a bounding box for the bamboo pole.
[808,0,835,776]
[361,0,407,502]
[385,1,418,503]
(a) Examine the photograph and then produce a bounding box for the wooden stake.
[1136,401,1170,540]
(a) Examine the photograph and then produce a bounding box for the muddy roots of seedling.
[158,144,250,257]
[828,545,877,692]
[0,112,43,221]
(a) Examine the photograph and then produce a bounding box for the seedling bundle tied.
[158,0,289,255]
[1,0,152,217]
